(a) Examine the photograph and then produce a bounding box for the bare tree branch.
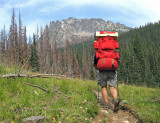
[24,83,50,93]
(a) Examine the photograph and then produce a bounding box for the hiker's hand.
[93,64,97,69]
[117,59,121,64]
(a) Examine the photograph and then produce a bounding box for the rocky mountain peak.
[48,18,130,47]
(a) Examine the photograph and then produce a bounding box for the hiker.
[93,54,119,112]
[93,31,120,112]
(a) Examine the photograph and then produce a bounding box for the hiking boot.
[105,103,113,109]
[114,99,119,112]
[102,102,113,109]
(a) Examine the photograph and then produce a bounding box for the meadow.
[0,66,159,122]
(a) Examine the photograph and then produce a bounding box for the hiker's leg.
[109,85,119,112]
[109,85,118,101]
[101,85,109,103]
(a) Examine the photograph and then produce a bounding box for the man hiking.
[93,31,120,112]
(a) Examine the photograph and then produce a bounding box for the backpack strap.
[112,59,114,68]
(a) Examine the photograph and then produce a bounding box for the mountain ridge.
[47,17,130,46]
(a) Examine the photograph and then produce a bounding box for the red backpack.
[94,31,119,70]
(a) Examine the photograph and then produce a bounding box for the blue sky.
[0,0,160,36]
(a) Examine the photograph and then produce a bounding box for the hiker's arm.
[117,54,121,64]
[93,64,97,69]
[93,54,98,69]
[117,59,121,64]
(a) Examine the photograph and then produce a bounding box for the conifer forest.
[0,9,160,88]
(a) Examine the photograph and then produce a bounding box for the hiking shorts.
[97,70,117,87]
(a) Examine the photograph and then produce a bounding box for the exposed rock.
[119,100,129,110]
[22,116,45,123]
[123,120,130,123]
[47,17,131,47]
[100,109,109,115]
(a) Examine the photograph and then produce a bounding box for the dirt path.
[92,91,138,123]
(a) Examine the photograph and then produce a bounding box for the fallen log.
[36,74,66,77]
[1,74,28,78]
[0,74,68,79]
[24,83,50,93]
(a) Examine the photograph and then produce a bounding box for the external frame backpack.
[94,31,120,70]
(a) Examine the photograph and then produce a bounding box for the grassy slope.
[0,77,98,122]
[0,66,159,122]
[120,84,160,123]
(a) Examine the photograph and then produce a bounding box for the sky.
[0,0,160,36]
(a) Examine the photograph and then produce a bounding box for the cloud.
[63,0,160,22]
[2,0,45,9]
[0,6,11,32]
[0,0,45,31]
[1,0,160,36]
[39,6,64,14]
[26,19,47,37]
[36,0,160,27]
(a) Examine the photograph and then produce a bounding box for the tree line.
[0,9,83,78]
[117,23,160,88]
[74,22,160,88]
[0,9,28,67]
[0,9,159,88]
[68,21,160,88]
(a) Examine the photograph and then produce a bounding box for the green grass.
[0,64,33,75]
[0,66,159,123]
[0,65,18,74]
[0,77,98,122]
[119,84,160,123]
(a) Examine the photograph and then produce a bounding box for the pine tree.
[133,33,144,82]
[14,23,19,65]
[63,39,69,75]
[0,30,3,62]
[0,25,6,63]
[73,53,80,77]
[57,52,63,74]
[82,48,89,79]
[8,8,16,64]
[44,25,52,73]
[53,38,58,74]
[131,56,142,84]
[18,12,23,64]
[39,27,45,72]
[22,26,28,64]
[29,34,39,72]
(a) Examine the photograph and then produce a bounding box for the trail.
[92,91,138,123]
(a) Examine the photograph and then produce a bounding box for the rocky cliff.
[48,17,130,46]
